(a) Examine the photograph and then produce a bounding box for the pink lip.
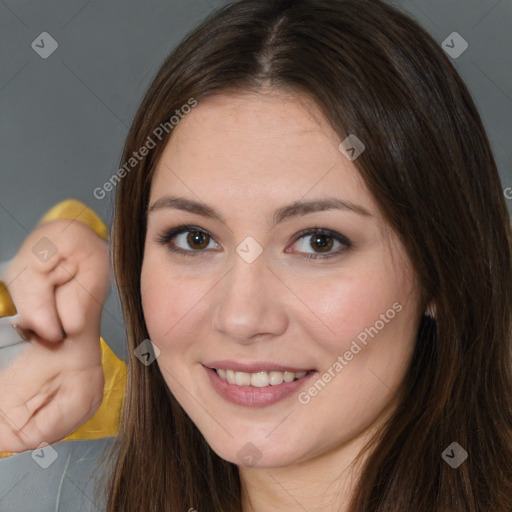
[203,365,317,407]
[203,360,314,373]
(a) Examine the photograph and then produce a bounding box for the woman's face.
[141,90,422,469]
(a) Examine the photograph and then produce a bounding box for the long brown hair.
[100,0,512,510]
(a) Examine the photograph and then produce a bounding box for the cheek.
[293,268,405,349]
[140,253,214,352]
[140,255,187,342]
[287,255,419,393]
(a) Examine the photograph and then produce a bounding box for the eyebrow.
[147,195,372,226]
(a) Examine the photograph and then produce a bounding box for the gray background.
[1,0,511,510]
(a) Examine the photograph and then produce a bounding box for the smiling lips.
[204,364,317,407]
[202,359,316,407]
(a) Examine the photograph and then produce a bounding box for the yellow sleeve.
[0,199,126,457]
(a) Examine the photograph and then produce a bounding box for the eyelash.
[156,224,352,260]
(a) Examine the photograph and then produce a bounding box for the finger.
[16,295,66,343]
[54,258,108,339]
[54,278,105,339]
[6,269,72,343]
[5,249,79,343]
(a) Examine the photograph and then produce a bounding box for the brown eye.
[187,231,210,249]
[310,234,334,253]
[287,228,351,260]
[157,225,220,256]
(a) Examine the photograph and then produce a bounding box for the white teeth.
[251,371,269,388]
[283,371,295,383]
[235,371,251,386]
[269,371,284,386]
[215,368,309,387]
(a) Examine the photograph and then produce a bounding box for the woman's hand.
[0,218,110,452]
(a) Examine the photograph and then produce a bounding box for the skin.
[1,219,108,452]
[141,90,424,511]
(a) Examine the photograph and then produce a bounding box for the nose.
[211,251,289,343]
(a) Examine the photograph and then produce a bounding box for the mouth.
[207,367,315,388]
[203,364,318,407]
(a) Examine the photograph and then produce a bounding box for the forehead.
[150,90,376,216]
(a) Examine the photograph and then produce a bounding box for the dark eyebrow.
[148,196,225,223]
[147,195,372,226]
[272,197,372,224]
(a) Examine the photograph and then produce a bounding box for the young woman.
[3,0,510,510]
[97,0,512,510]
